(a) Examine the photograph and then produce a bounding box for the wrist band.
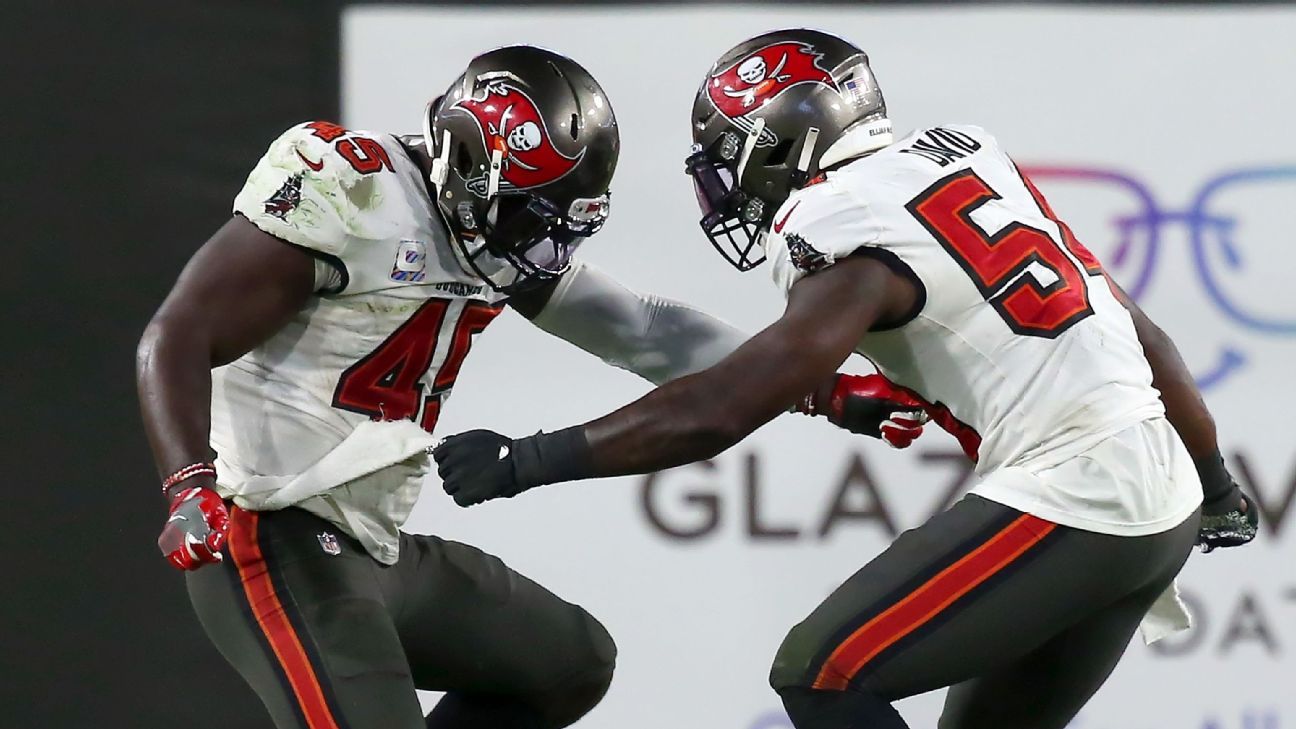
[1194,450,1244,516]
[161,462,217,495]
[512,427,594,490]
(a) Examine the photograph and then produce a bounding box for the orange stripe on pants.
[228,508,342,729]
[814,513,1057,691]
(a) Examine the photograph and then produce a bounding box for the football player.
[137,45,926,729]
[433,30,1260,729]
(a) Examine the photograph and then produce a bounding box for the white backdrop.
[343,6,1296,728]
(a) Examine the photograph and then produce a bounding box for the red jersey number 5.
[906,168,1103,338]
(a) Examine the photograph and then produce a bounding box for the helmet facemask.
[451,191,609,294]
[686,119,821,271]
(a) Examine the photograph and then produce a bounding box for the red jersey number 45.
[305,121,395,176]
[332,299,503,433]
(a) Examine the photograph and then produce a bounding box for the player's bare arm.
[1107,277,1258,548]
[578,254,915,474]
[435,254,917,504]
[136,216,316,566]
[510,258,928,440]
[138,217,316,483]
[1106,279,1216,458]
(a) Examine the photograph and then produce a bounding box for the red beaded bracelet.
[161,462,217,495]
[795,392,817,416]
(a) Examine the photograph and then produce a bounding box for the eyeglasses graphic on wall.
[1020,165,1296,333]
[1021,165,1296,389]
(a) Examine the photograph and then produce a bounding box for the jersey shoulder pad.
[232,121,391,258]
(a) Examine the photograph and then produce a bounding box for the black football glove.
[1195,452,1260,553]
[434,430,525,507]
[434,427,593,507]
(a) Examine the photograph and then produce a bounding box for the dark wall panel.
[4,2,335,726]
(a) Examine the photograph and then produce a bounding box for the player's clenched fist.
[1195,453,1260,553]
[435,427,593,507]
[799,373,929,448]
[158,487,230,570]
[435,430,527,507]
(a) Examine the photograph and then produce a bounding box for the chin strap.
[424,100,452,196]
[796,126,821,174]
[735,117,766,186]
[423,100,478,282]
[486,147,504,199]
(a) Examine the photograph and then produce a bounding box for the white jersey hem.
[968,486,1202,537]
[212,418,437,564]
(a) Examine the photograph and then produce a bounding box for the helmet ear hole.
[454,142,474,177]
[570,113,579,141]
[765,138,795,167]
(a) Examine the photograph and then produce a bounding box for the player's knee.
[769,620,824,691]
[574,608,617,690]
[543,666,613,729]
[573,622,616,704]
[538,612,616,728]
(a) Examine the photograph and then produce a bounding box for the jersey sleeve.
[765,181,890,294]
[232,122,373,261]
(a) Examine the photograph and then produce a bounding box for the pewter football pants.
[771,494,1199,729]
[185,505,615,729]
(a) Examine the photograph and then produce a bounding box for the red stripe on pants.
[814,513,1057,690]
[228,507,342,729]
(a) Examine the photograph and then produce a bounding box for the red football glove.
[801,374,929,448]
[158,486,230,571]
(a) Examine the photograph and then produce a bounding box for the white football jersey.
[766,124,1201,535]
[212,121,508,562]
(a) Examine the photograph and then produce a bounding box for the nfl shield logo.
[317,532,341,556]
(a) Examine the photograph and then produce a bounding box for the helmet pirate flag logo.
[451,82,584,196]
[707,41,837,147]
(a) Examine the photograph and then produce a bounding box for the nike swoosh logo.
[167,514,188,524]
[773,200,801,234]
[296,148,324,172]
